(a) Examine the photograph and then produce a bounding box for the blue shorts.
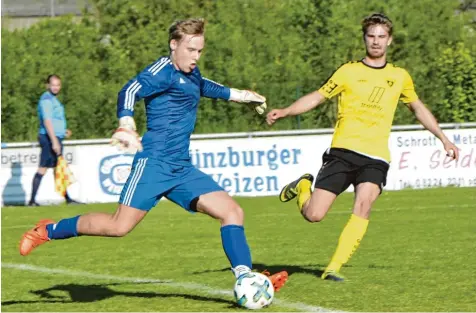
[38,134,64,168]
[119,156,224,212]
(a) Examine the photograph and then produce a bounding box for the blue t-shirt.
[116,56,231,165]
[38,91,67,138]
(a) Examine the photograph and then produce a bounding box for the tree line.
[2,0,475,142]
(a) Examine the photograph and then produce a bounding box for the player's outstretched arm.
[266,91,326,126]
[408,99,459,160]
[229,89,267,115]
[200,77,268,115]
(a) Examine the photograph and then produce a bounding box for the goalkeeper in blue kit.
[19,18,288,290]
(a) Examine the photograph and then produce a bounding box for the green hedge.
[2,0,475,142]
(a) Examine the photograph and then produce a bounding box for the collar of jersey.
[360,59,387,69]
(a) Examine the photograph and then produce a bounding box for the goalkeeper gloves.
[229,88,267,115]
[110,116,143,153]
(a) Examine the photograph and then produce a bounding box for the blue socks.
[30,173,44,204]
[221,225,252,277]
[45,220,251,275]
[46,215,80,240]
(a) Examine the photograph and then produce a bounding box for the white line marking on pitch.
[1,225,35,229]
[2,263,342,312]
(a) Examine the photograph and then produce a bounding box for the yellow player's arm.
[267,64,346,126]
[408,99,459,160]
[283,91,327,116]
[266,91,326,125]
[285,62,346,116]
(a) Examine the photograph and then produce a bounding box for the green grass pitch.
[2,187,475,312]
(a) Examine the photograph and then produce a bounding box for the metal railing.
[2,122,475,149]
[1,0,91,17]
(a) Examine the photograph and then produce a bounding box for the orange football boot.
[19,219,55,256]
[263,270,289,292]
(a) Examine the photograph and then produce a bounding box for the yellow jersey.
[318,60,419,162]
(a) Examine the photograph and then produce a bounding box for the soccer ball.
[234,272,274,310]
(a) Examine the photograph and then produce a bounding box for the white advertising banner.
[189,135,326,196]
[387,129,476,189]
[1,128,475,205]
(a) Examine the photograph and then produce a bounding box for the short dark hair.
[362,13,393,36]
[46,74,61,84]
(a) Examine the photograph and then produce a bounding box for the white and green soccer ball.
[234,272,274,310]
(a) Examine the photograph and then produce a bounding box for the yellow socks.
[324,214,369,274]
[296,179,312,211]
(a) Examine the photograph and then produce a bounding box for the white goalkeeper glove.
[110,116,143,153]
[229,88,267,115]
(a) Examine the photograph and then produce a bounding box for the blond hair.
[168,18,205,43]
[361,13,393,36]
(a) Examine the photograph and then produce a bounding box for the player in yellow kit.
[266,13,459,281]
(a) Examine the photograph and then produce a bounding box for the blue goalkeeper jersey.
[117,56,231,165]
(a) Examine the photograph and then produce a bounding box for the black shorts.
[39,134,64,168]
[314,148,389,195]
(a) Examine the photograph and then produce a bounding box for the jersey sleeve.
[116,59,172,118]
[400,69,419,105]
[39,99,54,120]
[317,64,348,99]
[200,77,230,100]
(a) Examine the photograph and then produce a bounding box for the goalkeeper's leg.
[19,204,148,256]
[168,168,288,292]
[195,190,288,292]
[19,156,157,256]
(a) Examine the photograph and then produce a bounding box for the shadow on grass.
[191,262,392,278]
[192,262,328,278]
[2,282,239,309]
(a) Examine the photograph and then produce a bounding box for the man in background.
[29,74,81,206]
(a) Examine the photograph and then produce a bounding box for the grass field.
[2,187,475,312]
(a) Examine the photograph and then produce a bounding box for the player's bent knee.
[210,200,244,225]
[304,189,336,223]
[222,204,244,225]
[303,202,330,223]
[108,218,135,237]
[111,224,132,237]
[303,210,326,223]
[196,191,245,225]
[111,204,147,236]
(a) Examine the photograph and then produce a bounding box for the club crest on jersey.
[387,79,394,87]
